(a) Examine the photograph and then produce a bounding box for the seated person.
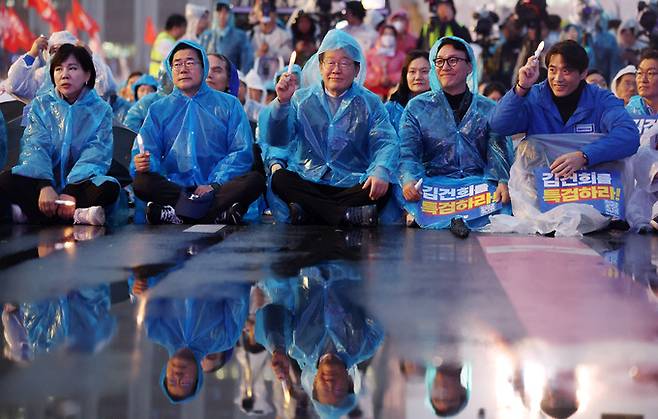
[625,50,658,231]
[385,49,431,133]
[262,30,398,226]
[205,53,240,96]
[130,40,265,225]
[610,65,637,106]
[488,40,639,234]
[123,65,173,133]
[131,74,158,102]
[398,37,512,233]
[0,44,120,226]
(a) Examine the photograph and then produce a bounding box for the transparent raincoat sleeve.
[364,101,399,183]
[262,98,296,149]
[484,129,514,183]
[11,100,55,184]
[398,106,425,186]
[131,104,164,177]
[209,98,254,185]
[67,105,114,185]
[5,55,44,99]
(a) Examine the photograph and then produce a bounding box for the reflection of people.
[255,264,384,418]
[143,282,251,403]
[131,40,264,225]
[540,370,579,419]
[427,364,469,417]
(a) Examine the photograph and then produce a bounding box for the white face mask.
[392,20,405,34]
[380,34,396,49]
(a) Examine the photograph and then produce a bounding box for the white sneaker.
[11,205,28,223]
[73,206,106,226]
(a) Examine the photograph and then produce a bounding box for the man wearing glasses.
[397,36,513,235]
[261,30,398,226]
[131,40,264,225]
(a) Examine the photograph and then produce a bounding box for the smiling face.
[313,354,352,406]
[165,349,198,400]
[320,49,359,96]
[406,56,431,95]
[547,53,587,97]
[53,55,90,102]
[171,48,203,97]
[435,43,471,95]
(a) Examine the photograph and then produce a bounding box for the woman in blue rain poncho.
[397,36,513,230]
[206,52,240,96]
[262,29,399,226]
[130,40,265,225]
[123,65,174,133]
[0,44,120,226]
[255,264,384,419]
[144,281,251,403]
[385,49,431,133]
[131,74,159,102]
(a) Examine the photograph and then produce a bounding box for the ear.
[579,70,588,81]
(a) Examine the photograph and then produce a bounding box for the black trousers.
[271,169,391,225]
[0,171,120,224]
[132,171,265,223]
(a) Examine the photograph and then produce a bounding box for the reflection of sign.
[535,169,624,218]
[416,180,503,226]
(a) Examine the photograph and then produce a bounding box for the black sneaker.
[289,202,308,225]
[215,202,243,225]
[343,204,378,227]
[146,202,183,225]
[650,215,658,232]
[449,217,470,239]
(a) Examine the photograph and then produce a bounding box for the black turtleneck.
[551,80,586,124]
[443,89,473,124]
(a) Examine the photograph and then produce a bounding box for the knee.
[270,169,290,193]
[132,172,151,199]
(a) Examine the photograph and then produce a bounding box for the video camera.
[638,0,658,48]
[515,0,548,29]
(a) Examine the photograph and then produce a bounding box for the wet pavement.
[0,222,657,418]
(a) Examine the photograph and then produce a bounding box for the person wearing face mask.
[388,10,418,55]
[364,25,406,100]
[385,50,431,133]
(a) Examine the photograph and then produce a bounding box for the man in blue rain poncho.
[199,1,254,74]
[262,30,399,226]
[0,44,120,226]
[488,40,639,235]
[255,264,384,419]
[143,281,250,403]
[398,37,513,235]
[130,40,265,225]
[123,66,174,133]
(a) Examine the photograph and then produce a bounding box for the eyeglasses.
[637,70,658,80]
[434,56,468,69]
[172,59,200,71]
[321,60,355,70]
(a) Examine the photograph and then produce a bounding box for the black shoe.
[343,204,378,227]
[215,203,243,225]
[449,217,470,238]
[650,215,658,232]
[146,202,183,225]
[289,202,308,225]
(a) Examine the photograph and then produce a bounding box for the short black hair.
[165,14,187,31]
[389,50,430,107]
[49,44,96,89]
[545,40,589,73]
[345,1,366,21]
[436,38,470,62]
[168,43,204,68]
[483,81,506,97]
[586,68,604,78]
[640,48,658,64]
[379,24,398,38]
[128,71,144,80]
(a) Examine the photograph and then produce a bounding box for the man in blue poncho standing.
[262,30,399,226]
[131,40,264,225]
[398,37,513,236]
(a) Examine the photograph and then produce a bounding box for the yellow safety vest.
[150,31,175,76]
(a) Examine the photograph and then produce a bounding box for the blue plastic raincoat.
[626,95,652,117]
[11,86,117,192]
[384,100,405,134]
[145,282,250,403]
[199,1,254,74]
[255,264,384,419]
[123,67,173,132]
[110,94,132,123]
[130,40,254,187]
[132,74,159,101]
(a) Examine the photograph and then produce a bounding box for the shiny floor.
[0,222,656,419]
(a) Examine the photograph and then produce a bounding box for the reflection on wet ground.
[0,223,657,418]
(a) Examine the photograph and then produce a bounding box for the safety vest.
[149,31,175,76]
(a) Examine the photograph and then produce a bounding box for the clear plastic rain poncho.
[396,36,513,229]
[255,264,384,419]
[145,282,250,403]
[123,65,173,132]
[130,40,254,187]
[488,133,635,236]
[3,285,116,362]
[261,30,398,219]
[131,74,159,101]
[11,86,118,192]
[183,3,209,43]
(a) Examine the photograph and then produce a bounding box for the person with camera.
[417,0,471,51]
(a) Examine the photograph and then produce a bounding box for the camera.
[473,10,500,40]
[515,0,548,28]
[638,0,658,49]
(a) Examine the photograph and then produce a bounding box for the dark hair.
[586,68,604,77]
[640,48,658,64]
[168,43,204,68]
[165,14,187,31]
[291,11,317,43]
[429,365,468,417]
[345,1,366,21]
[389,50,430,107]
[49,44,96,89]
[544,40,589,73]
[318,52,360,69]
[128,71,144,81]
[379,24,398,38]
[546,14,562,31]
[436,38,470,62]
[483,81,506,98]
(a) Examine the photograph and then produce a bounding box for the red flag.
[27,0,62,33]
[65,12,78,38]
[144,16,156,45]
[2,6,35,53]
[71,0,99,37]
